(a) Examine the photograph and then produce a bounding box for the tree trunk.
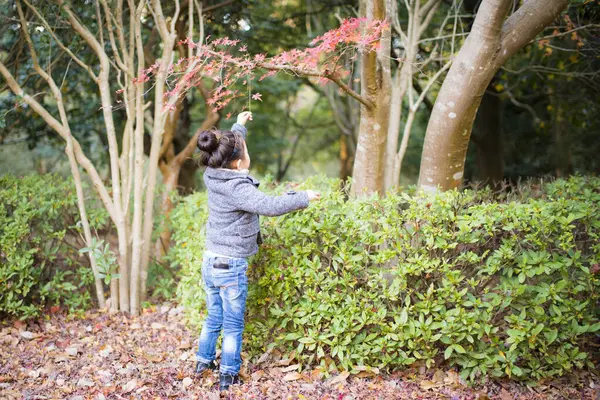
[417,0,569,192]
[384,70,406,189]
[340,134,354,182]
[351,0,391,196]
[154,164,179,261]
[474,85,503,188]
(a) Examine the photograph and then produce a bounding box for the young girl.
[194,111,320,391]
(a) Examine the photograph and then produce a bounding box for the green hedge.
[0,174,107,318]
[171,176,600,381]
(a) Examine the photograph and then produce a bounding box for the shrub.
[172,175,600,382]
[0,174,107,318]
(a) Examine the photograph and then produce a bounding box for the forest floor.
[1,305,598,400]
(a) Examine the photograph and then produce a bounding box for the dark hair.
[196,129,244,168]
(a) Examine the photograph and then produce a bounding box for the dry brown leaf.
[280,363,300,372]
[420,379,442,391]
[282,372,303,381]
[256,352,269,365]
[433,369,445,383]
[182,377,193,388]
[143,353,163,363]
[444,370,461,386]
[328,371,350,386]
[252,370,265,381]
[177,342,191,350]
[499,388,514,400]
[275,357,293,366]
[122,378,137,393]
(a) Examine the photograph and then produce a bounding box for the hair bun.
[197,130,219,153]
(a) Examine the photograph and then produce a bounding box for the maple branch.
[260,62,374,109]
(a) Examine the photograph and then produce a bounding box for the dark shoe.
[219,373,240,391]
[195,360,217,374]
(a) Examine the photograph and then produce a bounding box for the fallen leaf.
[77,377,94,387]
[433,369,445,383]
[20,331,34,340]
[65,347,79,356]
[177,342,192,350]
[27,370,40,378]
[420,380,441,390]
[256,351,271,364]
[122,378,137,393]
[283,372,303,381]
[281,364,300,372]
[151,322,164,330]
[499,388,514,400]
[143,353,163,363]
[328,371,350,386]
[99,345,113,358]
[252,370,265,381]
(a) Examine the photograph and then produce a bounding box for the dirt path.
[1,306,597,399]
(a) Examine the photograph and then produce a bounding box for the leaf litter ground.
[1,305,598,400]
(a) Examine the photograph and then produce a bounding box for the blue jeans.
[196,254,249,375]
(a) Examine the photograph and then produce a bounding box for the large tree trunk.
[351,0,391,196]
[417,0,569,192]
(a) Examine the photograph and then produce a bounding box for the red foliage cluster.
[125,18,388,112]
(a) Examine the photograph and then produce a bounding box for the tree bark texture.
[351,0,391,196]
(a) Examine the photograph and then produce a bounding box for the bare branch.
[536,24,600,42]
[410,59,452,111]
[418,0,441,38]
[504,89,540,123]
[22,0,97,80]
[100,0,131,74]
[95,0,105,49]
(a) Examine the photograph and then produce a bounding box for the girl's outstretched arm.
[228,179,310,217]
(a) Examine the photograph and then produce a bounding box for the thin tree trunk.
[418,0,569,192]
[384,71,406,189]
[12,2,106,308]
[340,134,354,182]
[351,0,391,196]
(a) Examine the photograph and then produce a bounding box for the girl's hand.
[237,111,253,126]
[306,190,321,202]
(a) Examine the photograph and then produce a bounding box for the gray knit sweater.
[203,123,310,258]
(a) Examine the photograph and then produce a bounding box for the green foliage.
[172,176,600,381]
[0,174,106,318]
[79,238,119,285]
